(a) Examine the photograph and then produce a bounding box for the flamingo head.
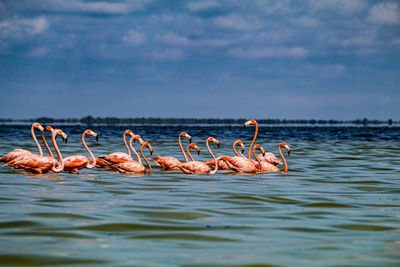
[188,143,201,155]
[238,140,245,153]
[133,135,145,145]
[281,142,291,156]
[143,141,153,155]
[244,119,257,128]
[254,144,265,156]
[208,137,220,148]
[54,129,68,143]
[85,129,98,141]
[33,122,44,132]
[124,130,134,137]
[180,132,192,143]
[44,126,54,133]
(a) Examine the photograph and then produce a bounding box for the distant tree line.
[0,116,398,125]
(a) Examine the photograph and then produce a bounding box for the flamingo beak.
[217,143,220,149]
[38,125,44,132]
[64,136,68,143]
[139,137,145,145]
[189,137,192,143]
[95,135,99,142]
[197,150,200,156]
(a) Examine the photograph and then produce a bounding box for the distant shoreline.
[0,116,397,126]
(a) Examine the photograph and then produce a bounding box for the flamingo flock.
[0,119,291,175]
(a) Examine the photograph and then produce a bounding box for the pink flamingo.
[41,126,55,158]
[205,140,246,170]
[253,142,291,173]
[150,132,192,170]
[186,143,201,161]
[219,144,265,174]
[108,141,153,174]
[8,129,68,174]
[244,119,281,166]
[0,122,44,163]
[176,137,220,174]
[95,130,135,168]
[63,129,98,174]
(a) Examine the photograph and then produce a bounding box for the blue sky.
[0,0,399,120]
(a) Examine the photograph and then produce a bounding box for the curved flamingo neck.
[83,132,96,169]
[51,132,64,172]
[129,137,141,164]
[248,121,258,160]
[179,133,189,163]
[187,145,195,161]
[253,147,263,175]
[233,140,241,156]
[207,139,218,174]
[123,131,132,159]
[140,144,152,175]
[279,143,288,173]
[42,131,53,158]
[32,125,43,156]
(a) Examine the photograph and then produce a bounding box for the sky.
[0,0,399,120]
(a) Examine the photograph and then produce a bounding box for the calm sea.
[0,124,399,266]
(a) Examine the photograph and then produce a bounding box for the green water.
[0,128,399,266]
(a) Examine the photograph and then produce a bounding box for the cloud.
[368,2,400,25]
[158,32,190,46]
[309,0,367,14]
[187,0,219,12]
[214,14,265,31]
[0,16,48,39]
[228,47,309,58]
[150,48,184,61]
[123,30,148,46]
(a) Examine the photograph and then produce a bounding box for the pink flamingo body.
[220,144,265,174]
[109,141,153,174]
[252,143,290,173]
[63,130,98,173]
[205,140,245,170]
[256,152,282,166]
[96,130,135,168]
[176,137,219,174]
[0,123,44,163]
[8,129,67,174]
[150,132,192,170]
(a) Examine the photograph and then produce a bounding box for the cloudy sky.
[0,0,399,120]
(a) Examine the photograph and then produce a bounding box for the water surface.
[0,125,399,266]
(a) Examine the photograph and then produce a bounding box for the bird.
[205,140,245,170]
[63,129,99,174]
[253,143,291,173]
[244,119,259,161]
[219,143,266,174]
[8,129,68,174]
[150,132,192,170]
[186,143,201,161]
[107,141,153,174]
[95,130,135,168]
[0,122,44,164]
[176,137,220,174]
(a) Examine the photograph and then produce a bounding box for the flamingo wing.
[64,155,88,170]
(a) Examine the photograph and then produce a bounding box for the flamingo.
[0,122,44,163]
[219,143,265,174]
[63,129,98,174]
[186,143,201,161]
[176,137,220,174]
[150,132,192,170]
[95,130,135,168]
[8,129,68,174]
[41,126,55,158]
[253,143,291,173]
[107,141,153,174]
[205,140,246,170]
[244,119,281,166]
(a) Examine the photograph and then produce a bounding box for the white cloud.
[214,14,264,31]
[368,2,400,25]
[123,30,147,46]
[228,47,309,58]
[0,16,48,39]
[187,0,219,12]
[158,32,190,46]
[309,0,367,14]
[150,48,184,61]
